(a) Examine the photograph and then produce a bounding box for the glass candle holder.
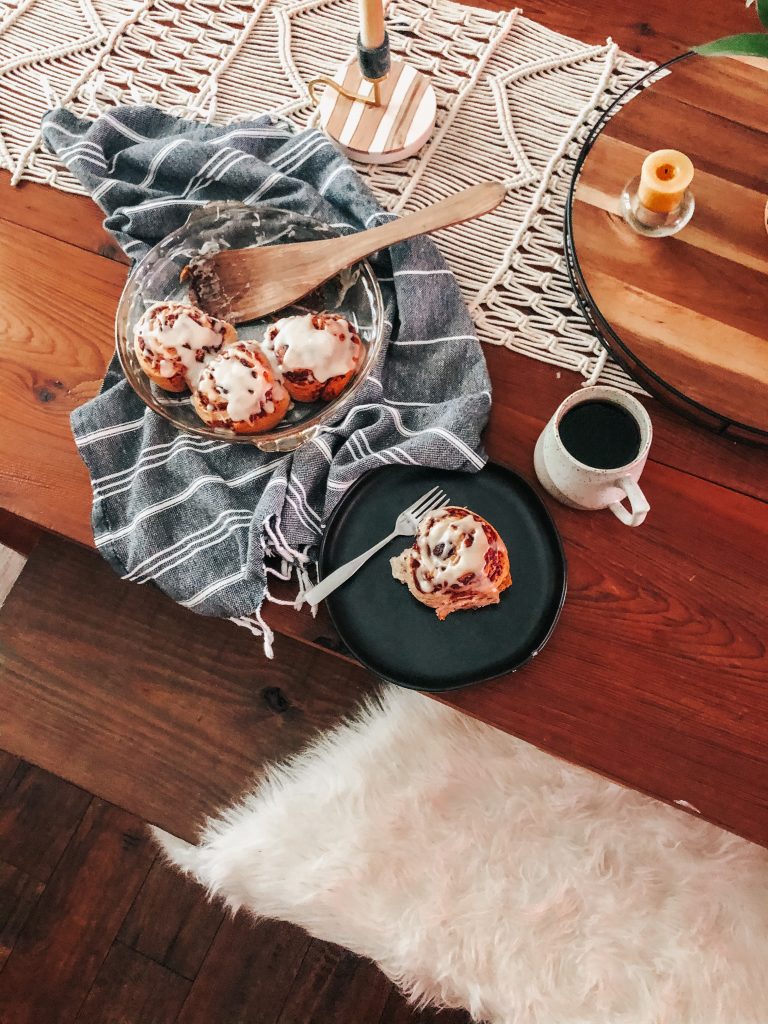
[621,149,695,238]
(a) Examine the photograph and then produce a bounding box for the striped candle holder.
[310,35,437,164]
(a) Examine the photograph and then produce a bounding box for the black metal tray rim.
[564,51,768,446]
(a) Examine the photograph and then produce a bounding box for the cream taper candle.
[359,0,385,49]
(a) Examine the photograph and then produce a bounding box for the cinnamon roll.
[262,312,362,403]
[192,342,290,434]
[134,301,237,392]
[391,506,511,619]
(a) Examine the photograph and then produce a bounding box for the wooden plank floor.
[0,759,472,1024]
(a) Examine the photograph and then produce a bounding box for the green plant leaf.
[694,32,768,56]
[758,0,768,30]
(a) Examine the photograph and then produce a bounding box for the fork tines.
[409,486,448,523]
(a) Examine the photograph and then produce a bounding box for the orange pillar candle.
[638,149,695,214]
[359,0,386,48]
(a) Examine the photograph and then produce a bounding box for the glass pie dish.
[115,203,385,452]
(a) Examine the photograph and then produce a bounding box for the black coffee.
[558,400,641,470]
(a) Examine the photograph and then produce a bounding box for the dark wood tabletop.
[0,0,766,847]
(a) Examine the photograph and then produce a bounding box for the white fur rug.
[154,688,768,1024]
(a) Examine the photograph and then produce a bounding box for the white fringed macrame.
[0,0,652,386]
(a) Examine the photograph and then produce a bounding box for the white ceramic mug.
[534,385,652,527]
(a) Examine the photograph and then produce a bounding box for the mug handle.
[609,476,650,527]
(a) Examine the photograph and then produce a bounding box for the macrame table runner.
[0,0,651,386]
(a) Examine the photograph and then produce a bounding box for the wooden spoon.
[182,181,506,323]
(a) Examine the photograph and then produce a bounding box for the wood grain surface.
[74,943,191,1024]
[0,0,765,850]
[470,0,756,62]
[0,759,471,1024]
[0,800,155,1024]
[0,752,19,793]
[118,858,223,980]
[0,862,43,973]
[0,538,379,840]
[0,218,122,542]
[1,535,766,849]
[273,940,393,1024]
[173,916,313,1024]
[571,54,768,437]
[0,762,91,882]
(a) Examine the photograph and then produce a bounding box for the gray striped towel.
[42,105,491,653]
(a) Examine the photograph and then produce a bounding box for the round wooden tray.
[566,53,768,445]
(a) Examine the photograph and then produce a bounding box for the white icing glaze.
[137,302,226,386]
[264,314,358,382]
[198,346,286,424]
[412,511,490,594]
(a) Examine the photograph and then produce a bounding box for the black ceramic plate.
[319,464,567,691]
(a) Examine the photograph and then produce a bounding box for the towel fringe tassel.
[231,611,275,660]
[234,515,319,657]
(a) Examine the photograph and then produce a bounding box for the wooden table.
[0,0,766,848]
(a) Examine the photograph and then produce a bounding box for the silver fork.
[305,485,449,606]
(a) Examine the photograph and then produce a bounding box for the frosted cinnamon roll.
[391,506,511,619]
[134,301,237,392]
[192,342,290,434]
[263,312,362,403]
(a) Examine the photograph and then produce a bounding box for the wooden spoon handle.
[338,181,507,265]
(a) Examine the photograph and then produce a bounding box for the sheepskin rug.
[154,687,768,1024]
